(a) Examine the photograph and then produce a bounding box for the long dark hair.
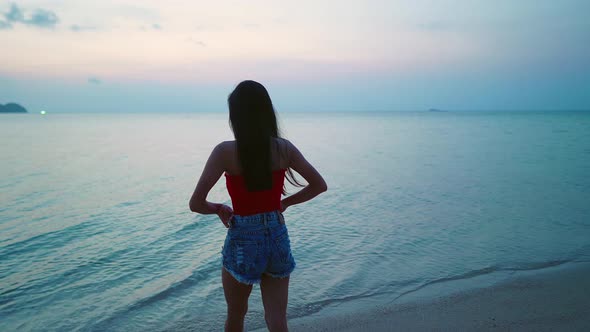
[228,80,303,192]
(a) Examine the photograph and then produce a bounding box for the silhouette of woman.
[190,80,327,331]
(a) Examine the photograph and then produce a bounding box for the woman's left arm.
[189,143,233,226]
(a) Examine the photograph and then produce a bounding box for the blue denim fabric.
[222,211,296,285]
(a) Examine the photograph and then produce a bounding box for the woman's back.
[226,168,286,215]
[221,137,290,176]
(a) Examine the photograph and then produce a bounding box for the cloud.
[0,20,11,29]
[187,37,206,47]
[26,9,59,28]
[88,77,101,84]
[70,24,97,32]
[5,4,23,22]
[139,23,163,31]
[2,3,59,29]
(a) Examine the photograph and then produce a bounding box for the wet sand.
[286,262,590,331]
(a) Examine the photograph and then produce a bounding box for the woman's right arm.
[281,140,327,211]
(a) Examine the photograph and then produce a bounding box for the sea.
[1,111,589,331]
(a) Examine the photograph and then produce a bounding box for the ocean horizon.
[2,110,589,331]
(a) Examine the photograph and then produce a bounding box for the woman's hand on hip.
[216,204,234,228]
[280,200,289,213]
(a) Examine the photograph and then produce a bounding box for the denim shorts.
[222,210,296,285]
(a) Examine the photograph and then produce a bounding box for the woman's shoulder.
[212,141,239,173]
[211,141,236,161]
[214,140,236,152]
[272,137,294,150]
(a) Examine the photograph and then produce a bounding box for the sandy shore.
[284,262,590,332]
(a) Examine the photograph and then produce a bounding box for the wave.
[0,211,205,261]
[87,259,219,332]
[142,217,214,249]
[286,258,586,321]
[388,259,576,304]
[92,257,590,330]
[0,217,106,259]
[0,216,217,312]
[114,201,142,208]
[0,245,138,312]
[286,278,421,319]
[0,171,48,190]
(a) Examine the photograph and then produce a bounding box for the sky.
[1,0,589,112]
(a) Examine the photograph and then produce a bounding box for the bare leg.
[222,267,253,332]
[260,274,290,332]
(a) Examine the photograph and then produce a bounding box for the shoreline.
[281,261,590,331]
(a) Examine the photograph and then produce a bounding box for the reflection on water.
[1,111,590,331]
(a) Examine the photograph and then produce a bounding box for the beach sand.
[283,262,590,332]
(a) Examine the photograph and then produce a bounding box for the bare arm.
[189,143,233,226]
[281,140,327,211]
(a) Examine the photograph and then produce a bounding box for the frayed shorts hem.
[263,263,296,279]
[223,266,260,285]
[223,265,295,285]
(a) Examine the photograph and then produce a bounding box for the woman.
[189,80,327,332]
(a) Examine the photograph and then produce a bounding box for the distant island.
[428,108,448,112]
[0,103,28,113]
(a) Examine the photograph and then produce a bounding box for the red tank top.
[225,169,286,216]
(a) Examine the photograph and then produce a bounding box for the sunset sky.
[1,0,589,112]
